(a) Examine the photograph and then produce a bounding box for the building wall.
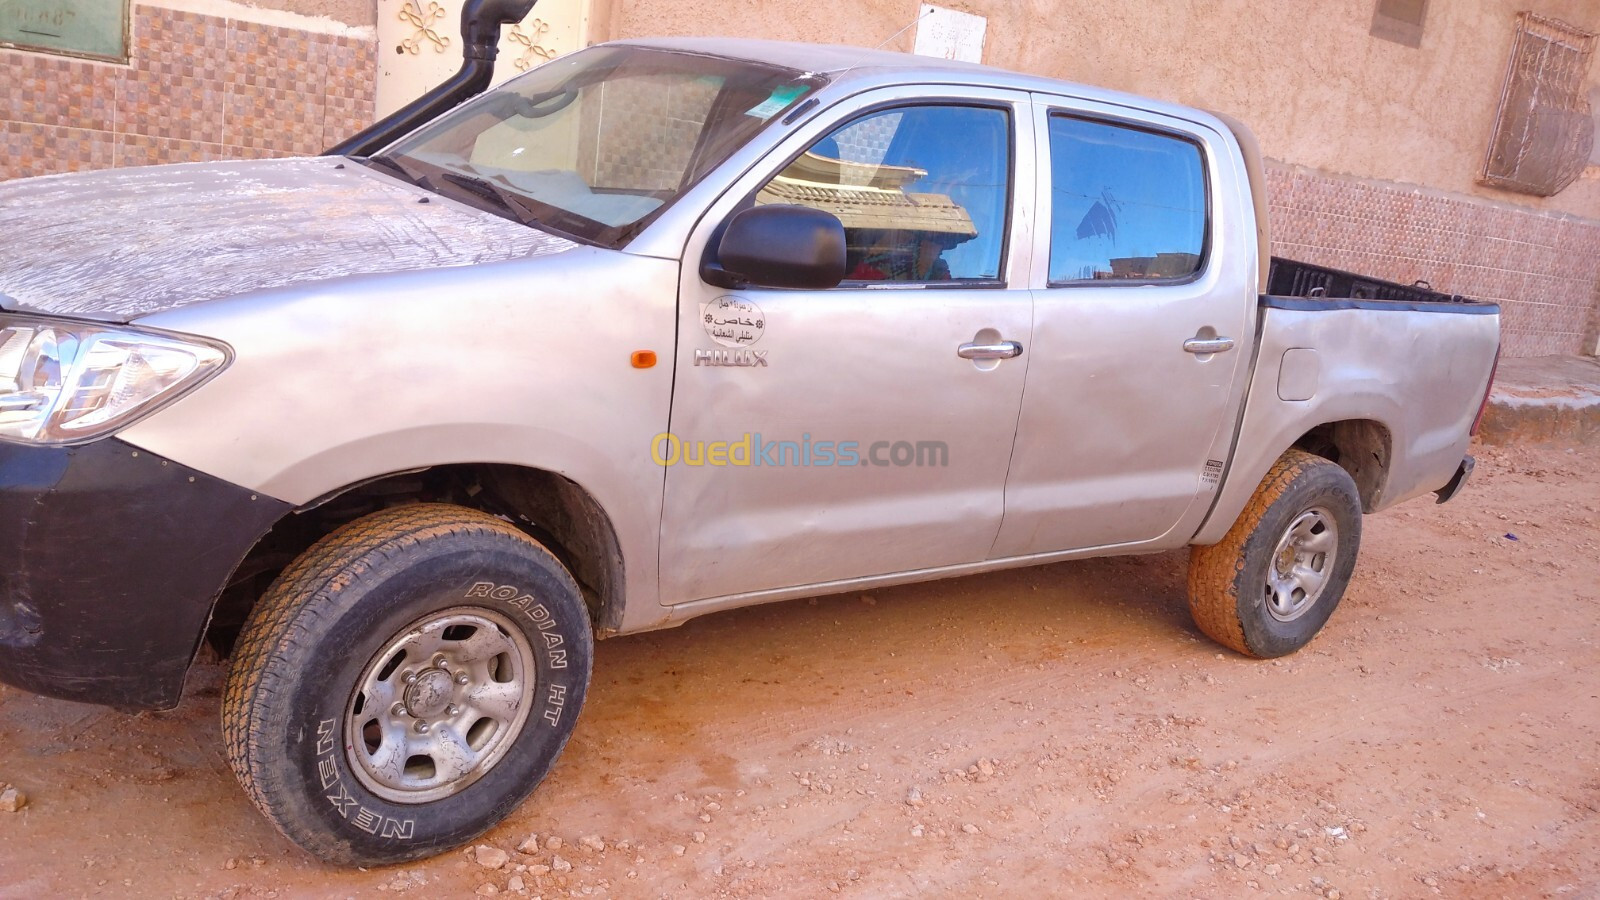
[0,0,375,181]
[3,0,1598,356]
[372,0,591,118]
[238,0,375,26]
[1266,164,1600,357]
[600,0,1600,219]
[602,0,1600,356]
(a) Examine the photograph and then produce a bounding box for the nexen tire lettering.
[314,718,416,839]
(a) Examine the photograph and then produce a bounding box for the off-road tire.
[221,503,592,866]
[1188,449,1362,658]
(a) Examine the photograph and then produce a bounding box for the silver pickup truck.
[0,26,1499,865]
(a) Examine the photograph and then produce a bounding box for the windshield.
[376,46,825,247]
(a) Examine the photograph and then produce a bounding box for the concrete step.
[1477,355,1600,445]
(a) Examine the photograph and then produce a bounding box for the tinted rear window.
[1046,116,1207,284]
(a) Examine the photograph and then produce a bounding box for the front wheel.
[1187,449,1362,658]
[221,503,593,866]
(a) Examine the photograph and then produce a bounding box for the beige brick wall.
[1585,282,1600,356]
[1266,165,1600,357]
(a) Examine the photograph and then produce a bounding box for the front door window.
[755,105,1012,285]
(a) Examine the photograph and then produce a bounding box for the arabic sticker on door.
[701,296,765,348]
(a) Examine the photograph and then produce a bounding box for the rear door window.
[1046,115,1207,284]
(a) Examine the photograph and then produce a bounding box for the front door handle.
[1183,336,1236,354]
[957,340,1023,360]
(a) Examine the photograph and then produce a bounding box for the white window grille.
[1479,12,1596,197]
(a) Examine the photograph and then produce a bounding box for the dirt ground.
[2,440,1597,899]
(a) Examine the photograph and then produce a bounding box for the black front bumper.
[0,438,289,708]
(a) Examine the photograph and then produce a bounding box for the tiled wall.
[0,4,374,180]
[1267,164,1600,358]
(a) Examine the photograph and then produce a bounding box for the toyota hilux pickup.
[0,12,1499,867]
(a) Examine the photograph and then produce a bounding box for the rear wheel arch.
[1291,418,1392,512]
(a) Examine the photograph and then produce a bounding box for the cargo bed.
[1267,257,1471,305]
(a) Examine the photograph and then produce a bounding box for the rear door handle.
[1183,337,1236,354]
[957,340,1023,360]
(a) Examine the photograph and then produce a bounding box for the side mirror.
[703,205,846,290]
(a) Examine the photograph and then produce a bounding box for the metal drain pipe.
[327,0,538,157]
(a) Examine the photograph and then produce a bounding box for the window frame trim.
[1037,109,1215,291]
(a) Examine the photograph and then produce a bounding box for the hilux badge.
[695,348,768,367]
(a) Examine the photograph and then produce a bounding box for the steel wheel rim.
[344,606,535,804]
[1264,507,1338,623]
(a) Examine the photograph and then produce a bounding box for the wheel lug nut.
[391,703,407,717]
[455,672,470,685]
[433,654,449,669]
[403,672,418,684]
[447,704,460,716]
[414,721,430,734]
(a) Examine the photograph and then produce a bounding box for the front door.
[990,98,1255,558]
[659,91,1037,603]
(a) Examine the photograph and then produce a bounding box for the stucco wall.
[228,0,374,26]
[601,0,1600,221]
[158,0,376,28]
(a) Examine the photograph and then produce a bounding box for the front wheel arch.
[201,463,625,662]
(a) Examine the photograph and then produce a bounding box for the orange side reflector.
[631,350,657,369]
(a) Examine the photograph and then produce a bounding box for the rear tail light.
[1469,344,1501,437]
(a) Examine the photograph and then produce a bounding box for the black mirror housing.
[704,205,846,290]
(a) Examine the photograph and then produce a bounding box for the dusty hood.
[0,158,577,322]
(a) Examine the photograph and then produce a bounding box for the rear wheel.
[221,503,592,866]
[1187,449,1362,658]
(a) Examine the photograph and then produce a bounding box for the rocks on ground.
[0,783,26,812]
[474,845,510,870]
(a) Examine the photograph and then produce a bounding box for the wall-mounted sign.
[0,0,129,62]
[913,3,986,64]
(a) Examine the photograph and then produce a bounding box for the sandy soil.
[2,441,1597,899]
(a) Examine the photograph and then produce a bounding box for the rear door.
[659,87,1038,603]
[990,97,1256,558]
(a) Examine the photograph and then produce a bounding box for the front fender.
[117,247,678,613]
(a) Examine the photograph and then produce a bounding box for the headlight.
[0,316,229,445]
